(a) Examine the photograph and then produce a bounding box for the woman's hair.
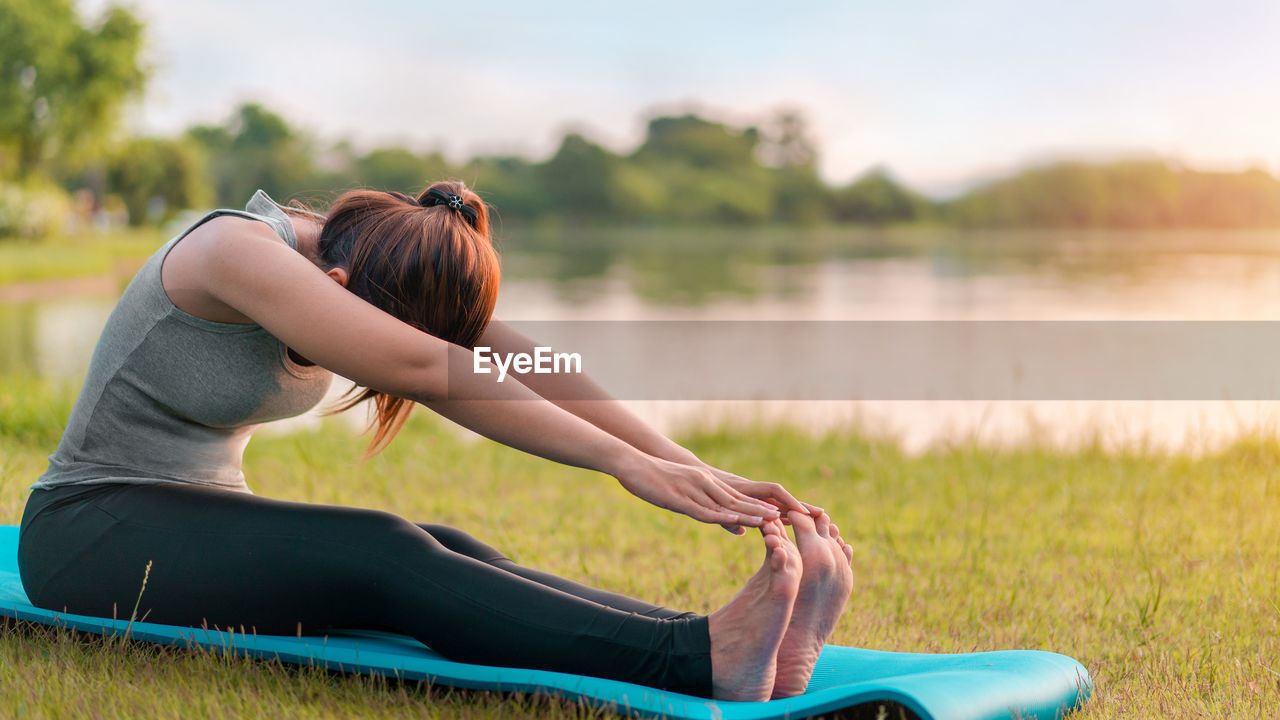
[315,180,500,457]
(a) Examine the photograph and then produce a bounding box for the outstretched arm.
[475,319,821,531]
[476,319,702,463]
[418,341,788,527]
[195,220,787,528]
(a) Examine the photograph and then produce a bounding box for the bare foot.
[771,510,854,699]
[707,520,801,701]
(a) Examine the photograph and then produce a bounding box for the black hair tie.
[423,187,479,227]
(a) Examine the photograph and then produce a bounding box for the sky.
[80,0,1280,194]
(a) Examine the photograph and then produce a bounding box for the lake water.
[5,226,1280,453]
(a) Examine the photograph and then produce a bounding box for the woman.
[17,183,853,701]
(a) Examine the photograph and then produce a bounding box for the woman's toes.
[814,511,831,538]
[774,540,802,586]
[769,545,785,572]
[761,520,786,547]
[788,510,819,540]
[782,534,801,562]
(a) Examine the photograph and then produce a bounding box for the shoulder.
[189,214,287,249]
[178,214,299,274]
[162,214,308,324]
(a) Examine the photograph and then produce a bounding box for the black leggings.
[17,482,712,696]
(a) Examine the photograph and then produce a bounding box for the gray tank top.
[31,190,334,494]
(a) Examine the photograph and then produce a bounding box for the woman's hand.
[613,453,792,528]
[700,464,824,535]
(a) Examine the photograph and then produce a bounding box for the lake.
[5,225,1280,452]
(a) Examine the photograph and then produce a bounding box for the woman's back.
[31,190,333,495]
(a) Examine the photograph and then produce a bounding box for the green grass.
[0,385,1277,718]
[0,229,166,286]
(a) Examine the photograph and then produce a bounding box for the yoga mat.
[0,525,1089,719]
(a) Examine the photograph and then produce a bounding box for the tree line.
[2,0,1279,238]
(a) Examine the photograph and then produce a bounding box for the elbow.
[401,337,451,404]
[411,366,448,404]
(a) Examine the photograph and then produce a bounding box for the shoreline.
[0,272,126,304]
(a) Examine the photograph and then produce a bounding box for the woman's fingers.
[679,486,760,527]
[715,474,786,511]
[624,456,829,532]
[721,485,777,514]
[702,466,822,524]
[701,478,780,520]
[720,481,774,505]
[683,500,740,526]
[641,469,763,528]
[759,517,787,539]
[723,475,814,516]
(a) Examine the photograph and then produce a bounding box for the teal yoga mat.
[0,525,1089,719]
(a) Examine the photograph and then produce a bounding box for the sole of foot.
[708,520,802,702]
[770,510,854,699]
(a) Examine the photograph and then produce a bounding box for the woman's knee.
[335,508,443,552]
[414,523,509,563]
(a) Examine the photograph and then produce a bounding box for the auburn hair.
[315,180,500,457]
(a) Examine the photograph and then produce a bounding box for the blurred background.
[3,0,1280,451]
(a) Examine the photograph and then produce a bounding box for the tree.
[186,103,314,206]
[831,167,931,224]
[460,155,549,221]
[106,137,211,225]
[634,114,760,171]
[539,133,622,218]
[1177,167,1280,227]
[946,160,1199,228]
[758,110,827,223]
[757,109,817,169]
[0,0,146,178]
[356,147,450,194]
[631,114,777,223]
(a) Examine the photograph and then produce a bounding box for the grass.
[0,229,166,287]
[0,382,1277,718]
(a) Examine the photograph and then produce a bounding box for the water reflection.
[6,227,1280,450]
[0,299,114,381]
[498,226,1280,319]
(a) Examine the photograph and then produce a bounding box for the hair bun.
[422,186,479,227]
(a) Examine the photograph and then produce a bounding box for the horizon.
[77,0,1280,195]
